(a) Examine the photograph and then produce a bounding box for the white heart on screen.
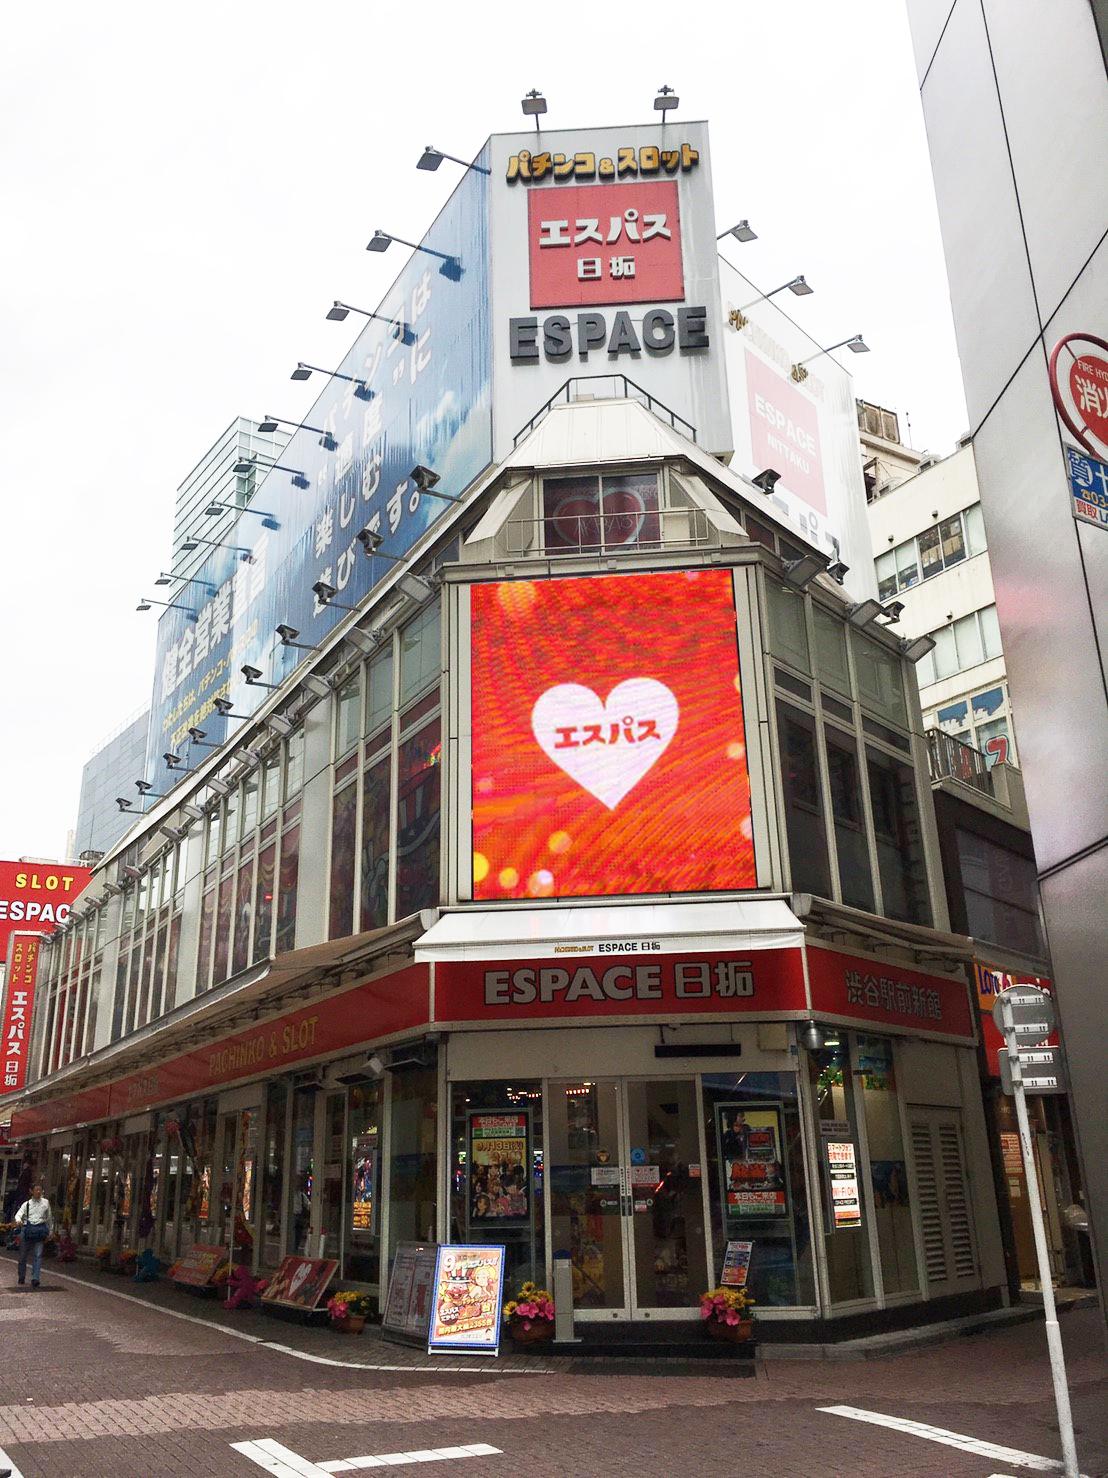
[530,679,679,810]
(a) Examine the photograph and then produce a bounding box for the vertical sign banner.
[826,1140,862,1228]
[716,1104,787,1218]
[1,934,41,1093]
[470,568,755,899]
[351,1131,379,1235]
[144,162,493,792]
[428,1244,506,1355]
[466,1111,530,1230]
[0,862,91,958]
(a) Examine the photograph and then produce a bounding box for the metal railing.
[927,729,992,795]
[512,375,697,447]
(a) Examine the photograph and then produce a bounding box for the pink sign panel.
[528,181,684,309]
[746,351,826,514]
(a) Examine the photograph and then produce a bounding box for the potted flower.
[699,1285,755,1342]
[118,1247,138,1276]
[327,1289,372,1334]
[95,1243,112,1271]
[502,1282,555,1345]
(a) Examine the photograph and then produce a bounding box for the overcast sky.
[0,0,965,861]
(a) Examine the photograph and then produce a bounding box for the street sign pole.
[998,991,1079,1478]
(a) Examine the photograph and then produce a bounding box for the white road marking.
[0,1442,24,1478]
[233,1438,502,1473]
[36,1266,549,1374]
[818,1406,1079,1472]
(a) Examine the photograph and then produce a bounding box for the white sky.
[0,0,965,861]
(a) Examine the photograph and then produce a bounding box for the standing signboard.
[167,1243,228,1288]
[381,1242,437,1345]
[427,1244,506,1356]
[261,1256,338,1311]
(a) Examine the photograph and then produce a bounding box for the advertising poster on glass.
[716,1104,788,1219]
[721,1240,754,1288]
[466,1110,529,1233]
[428,1244,506,1355]
[351,1131,379,1236]
[826,1141,862,1229]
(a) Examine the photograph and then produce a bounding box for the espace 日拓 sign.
[0,862,92,956]
[433,948,807,1023]
[489,122,732,458]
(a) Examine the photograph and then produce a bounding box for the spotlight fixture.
[366,231,461,281]
[355,526,401,562]
[266,714,294,738]
[120,865,143,882]
[826,560,850,584]
[256,413,338,451]
[716,220,758,243]
[326,301,414,344]
[212,697,250,719]
[751,468,781,496]
[799,1020,826,1052]
[206,776,232,797]
[344,629,381,656]
[416,144,491,176]
[791,334,870,383]
[242,664,278,688]
[409,463,461,503]
[654,83,679,118]
[100,881,122,898]
[115,797,133,812]
[301,675,334,701]
[521,88,547,127]
[187,726,217,746]
[878,600,905,624]
[204,501,280,531]
[163,751,184,769]
[154,572,215,593]
[399,572,434,604]
[181,803,206,822]
[312,579,358,613]
[180,536,254,562]
[732,277,814,326]
[782,553,825,590]
[848,598,886,629]
[900,634,937,664]
[136,597,197,619]
[157,823,188,843]
[233,455,310,489]
[289,363,373,401]
[134,779,162,797]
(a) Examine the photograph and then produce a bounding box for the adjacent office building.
[72,710,152,860]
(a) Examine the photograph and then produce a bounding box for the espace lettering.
[484,960,754,1006]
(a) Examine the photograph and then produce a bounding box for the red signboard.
[11,963,430,1138]
[168,1243,228,1288]
[746,351,826,515]
[1,935,41,1093]
[807,947,975,1041]
[1049,332,1108,457]
[433,948,807,1024]
[528,180,684,308]
[0,861,91,957]
[471,570,756,900]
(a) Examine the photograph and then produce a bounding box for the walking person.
[14,1181,52,1289]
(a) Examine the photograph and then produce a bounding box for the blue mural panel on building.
[145,165,492,792]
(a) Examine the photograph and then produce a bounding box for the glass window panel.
[895,542,919,589]
[965,502,987,556]
[953,612,985,670]
[956,829,1042,955]
[125,942,141,1034]
[766,579,810,672]
[939,514,966,567]
[825,729,875,911]
[253,843,275,963]
[164,916,181,1015]
[976,715,1011,765]
[347,1079,384,1285]
[214,874,234,983]
[241,772,259,838]
[262,1083,288,1269]
[336,676,361,757]
[196,885,216,993]
[866,748,932,926]
[856,1036,918,1295]
[931,625,957,679]
[261,750,280,821]
[329,783,358,940]
[232,859,254,976]
[777,702,831,897]
[396,717,442,917]
[543,474,601,553]
[366,649,394,739]
[876,552,898,603]
[206,809,222,868]
[224,788,239,853]
[111,952,129,1042]
[918,524,943,578]
[600,471,661,548]
[399,603,440,707]
[852,632,908,727]
[813,605,851,696]
[806,1040,874,1301]
[284,731,304,801]
[980,603,1002,658]
[276,825,300,954]
[360,754,391,931]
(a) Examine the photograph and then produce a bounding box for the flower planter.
[336,1314,366,1335]
[705,1318,753,1343]
[508,1319,554,1345]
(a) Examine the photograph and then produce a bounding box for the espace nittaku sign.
[433,948,807,1023]
[0,861,91,955]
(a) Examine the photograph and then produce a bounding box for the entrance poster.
[721,1240,754,1288]
[466,1111,529,1231]
[167,1242,228,1288]
[717,1104,787,1218]
[261,1255,338,1310]
[382,1242,438,1343]
[351,1131,379,1235]
[826,1141,862,1229]
[428,1244,506,1355]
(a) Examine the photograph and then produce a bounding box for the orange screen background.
[470,569,756,899]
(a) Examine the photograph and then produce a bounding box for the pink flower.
[699,1304,712,1319]
[724,1310,739,1326]
[522,1320,532,1331]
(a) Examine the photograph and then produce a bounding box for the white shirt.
[15,1197,51,1227]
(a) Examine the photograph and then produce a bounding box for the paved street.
[0,1260,1103,1477]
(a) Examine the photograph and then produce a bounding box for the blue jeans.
[18,1230,44,1284]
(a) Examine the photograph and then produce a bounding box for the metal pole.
[1002,998,1080,1478]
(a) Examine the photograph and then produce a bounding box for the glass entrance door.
[214,1108,261,1266]
[547,1078,709,1320]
